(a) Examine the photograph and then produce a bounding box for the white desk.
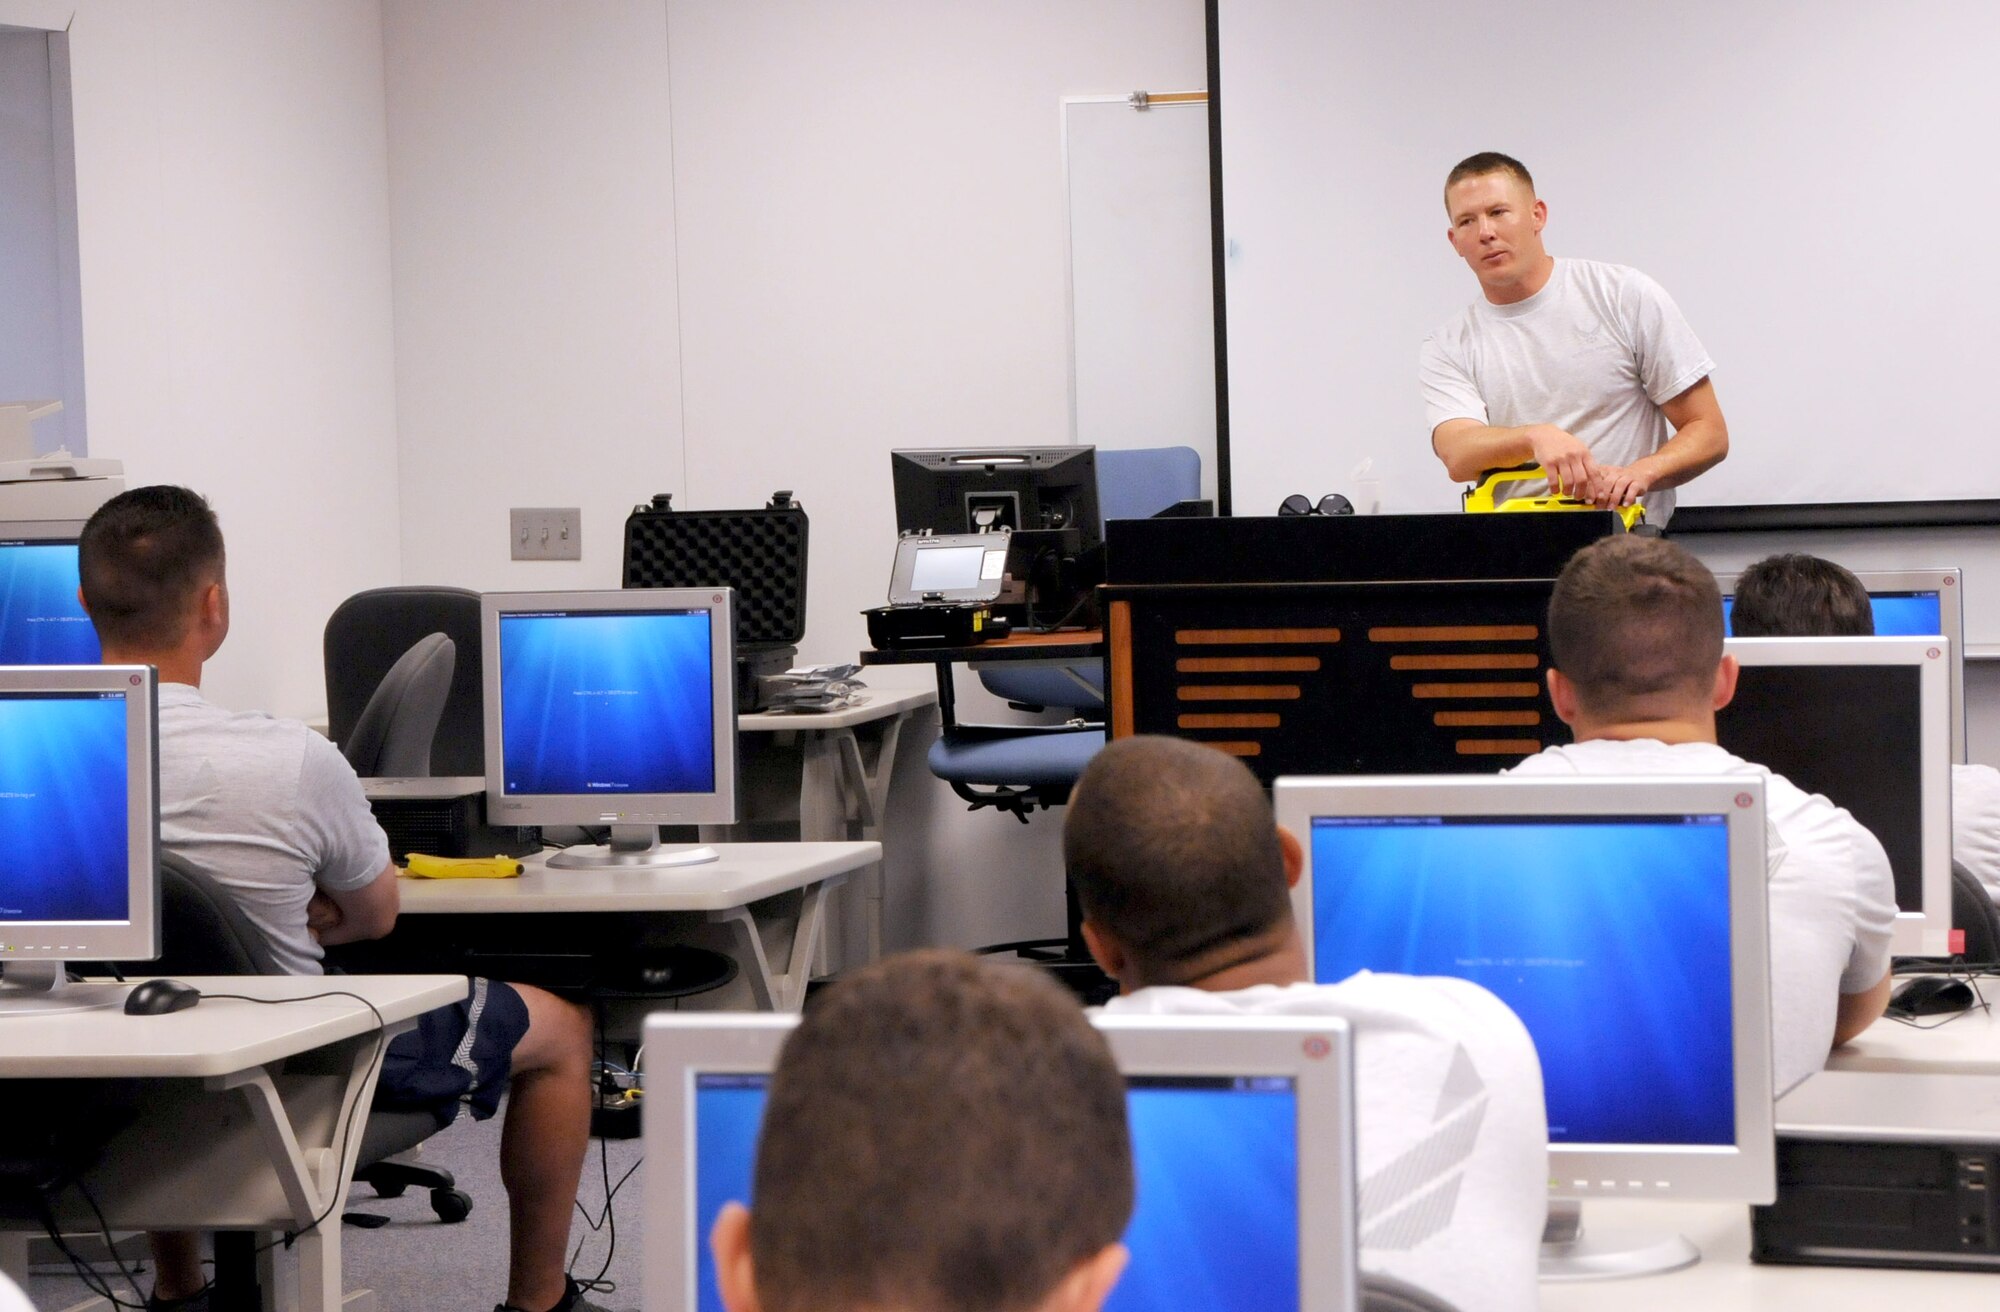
[1829,994,2000,1075]
[713,688,934,966]
[0,974,465,1312]
[1538,1199,1999,1309]
[394,842,880,1010]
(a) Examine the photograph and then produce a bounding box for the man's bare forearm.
[1630,417,1728,492]
[1433,423,1541,483]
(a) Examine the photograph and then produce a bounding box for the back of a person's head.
[1064,734,1292,981]
[1728,553,1874,638]
[748,950,1133,1312]
[1548,535,1725,719]
[78,485,225,652]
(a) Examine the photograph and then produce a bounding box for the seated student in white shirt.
[77,486,604,1312]
[709,950,1133,1312]
[1065,735,1549,1312]
[1508,536,1897,1095]
[1729,550,2000,910]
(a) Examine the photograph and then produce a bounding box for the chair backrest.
[341,633,457,778]
[1360,1272,1460,1312]
[1952,859,2000,964]
[325,586,484,777]
[1097,445,1202,522]
[131,851,283,977]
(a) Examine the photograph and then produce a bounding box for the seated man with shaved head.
[708,949,1133,1312]
[1509,536,1897,1093]
[1066,736,1548,1312]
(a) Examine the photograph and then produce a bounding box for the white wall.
[383,0,1206,950]
[668,0,1206,949]
[383,1,682,596]
[8,0,405,719]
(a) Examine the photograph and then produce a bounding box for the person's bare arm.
[1432,419,1598,495]
[1587,377,1730,507]
[311,862,400,945]
[1831,969,1893,1049]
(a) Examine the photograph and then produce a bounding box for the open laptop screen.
[1308,813,1735,1146]
[691,1071,1303,1312]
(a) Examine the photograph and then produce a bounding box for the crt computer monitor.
[890,446,1102,550]
[481,589,738,870]
[645,1011,1359,1312]
[0,665,159,1016]
[1274,773,1775,1280]
[1718,635,1952,957]
[1717,567,1965,761]
[0,520,101,665]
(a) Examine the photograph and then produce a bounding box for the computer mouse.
[123,978,202,1015]
[1888,976,1975,1018]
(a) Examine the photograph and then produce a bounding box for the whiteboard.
[1064,94,1217,506]
[1214,0,2000,519]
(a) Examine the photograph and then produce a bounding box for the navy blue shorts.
[373,977,531,1125]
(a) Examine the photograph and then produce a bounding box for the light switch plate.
[510,508,581,561]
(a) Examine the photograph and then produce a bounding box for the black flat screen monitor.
[1716,636,1951,956]
[891,447,1102,553]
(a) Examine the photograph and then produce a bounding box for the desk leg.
[799,714,908,969]
[708,874,848,1012]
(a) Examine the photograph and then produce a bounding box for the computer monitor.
[1274,773,1775,1280]
[0,520,100,665]
[1717,567,1966,761]
[1718,635,1953,957]
[645,1011,1359,1312]
[890,446,1102,548]
[0,664,159,1016]
[480,588,738,869]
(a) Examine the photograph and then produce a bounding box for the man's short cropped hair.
[1548,535,1725,719]
[748,950,1133,1312]
[1445,151,1535,204]
[1728,553,1875,638]
[78,485,225,652]
[1065,734,1292,980]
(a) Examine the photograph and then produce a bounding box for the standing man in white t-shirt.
[1066,735,1549,1312]
[1730,551,2000,909]
[1508,537,1897,1094]
[1422,152,1730,524]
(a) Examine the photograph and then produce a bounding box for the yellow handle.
[403,853,525,879]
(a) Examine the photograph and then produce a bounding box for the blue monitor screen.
[0,692,130,923]
[0,541,101,665]
[496,609,716,797]
[1308,814,1735,1146]
[691,1071,1302,1312]
[1722,590,1941,638]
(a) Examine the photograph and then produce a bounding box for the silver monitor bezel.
[1723,634,1953,956]
[1274,772,1777,1206]
[0,664,159,964]
[480,588,739,828]
[1715,566,1966,762]
[642,1010,1360,1312]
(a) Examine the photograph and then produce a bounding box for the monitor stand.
[1538,1199,1699,1281]
[546,823,719,871]
[0,961,125,1017]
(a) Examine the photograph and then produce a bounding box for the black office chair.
[1361,1273,1460,1312]
[136,852,472,1227]
[325,586,485,777]
[1952,859,2000,965]
[339,632,456,778]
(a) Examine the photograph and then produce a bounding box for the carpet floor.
[26,1101,650,1312]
